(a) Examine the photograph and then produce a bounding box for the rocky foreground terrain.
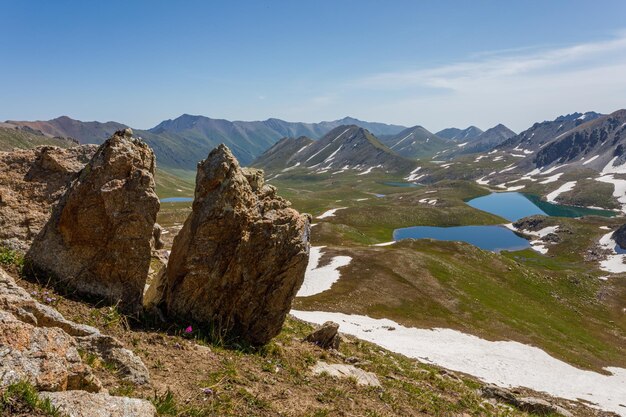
[0,131,618,416]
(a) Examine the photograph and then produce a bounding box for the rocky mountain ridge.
[436,126,484,141]
[444,124,517,158]
[252,125,417,175]
[378,125,452,159]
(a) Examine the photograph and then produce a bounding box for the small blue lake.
[392,192,616,252]
[393,225,530,252]
[467,192,615,222]
[160,197,193,203]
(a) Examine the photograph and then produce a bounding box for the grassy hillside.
[256,172,626,373]
[154,167,195,198]
[0,126,77,151]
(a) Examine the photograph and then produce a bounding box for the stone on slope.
[0,267,150,385]
[0,145,97,251]
[25,129,159,311]
[304,321,340,349]
[41,391,156,417]
[517,397,573,417]
[0,309,102,392]
[311,361,381,387]
[155,144,310,345]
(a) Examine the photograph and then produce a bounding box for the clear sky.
[2,0,626,132]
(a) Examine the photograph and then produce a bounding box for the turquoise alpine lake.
[466,192,616,222]
[392,225,530,252]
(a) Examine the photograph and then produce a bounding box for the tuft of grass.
[0,381,63,416]
[151,390,178,416]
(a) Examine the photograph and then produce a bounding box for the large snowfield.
[291,310,626,416]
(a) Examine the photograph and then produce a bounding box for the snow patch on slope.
[317,207,347,219]
[296,247,352,297]
[290,311,626,416]
[546,181,576,203]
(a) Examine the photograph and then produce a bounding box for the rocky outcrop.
[304,321,340,349]
[612,223,626,250]
[0,268,150,386]
[0,145,97,251]
[40,391,156,417]
[154,145,310,345]
[0,309,101,392]
[481,385,573,417]
[25,129,159,311]
[512,215,548,232]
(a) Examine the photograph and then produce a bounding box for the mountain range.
[3,115,407,170]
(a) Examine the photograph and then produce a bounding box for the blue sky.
[2,0,626,132]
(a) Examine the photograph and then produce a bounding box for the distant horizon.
[3,1,626,132]
[5,108,621,136]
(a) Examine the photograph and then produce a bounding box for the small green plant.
[153,359,166,371]
[78,349,117,373]
[88,303,128,329]
[0,247,24,269]
[151,389,177,415]
[309,409,330,417]
[108,381,135,397]
[0,380,63,416]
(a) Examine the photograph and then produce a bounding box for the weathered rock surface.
[304,321,340,349]
[154,144,310,345]
[25,129,160,311]
[0,267,150,386]
[480,385,573,417]
[41,390,156,417]
[151,223,165,250]
[311,361,381,387]
[612,223,626,250]
[0,309,101,392]
[517,397,573,417]
[0,145,97,251]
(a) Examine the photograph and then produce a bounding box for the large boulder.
[24,129,159,311]
[0,145,97,251]
[153,144,310,345]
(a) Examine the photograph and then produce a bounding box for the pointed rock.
[154,144,310,345]
[24,130,159,311]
